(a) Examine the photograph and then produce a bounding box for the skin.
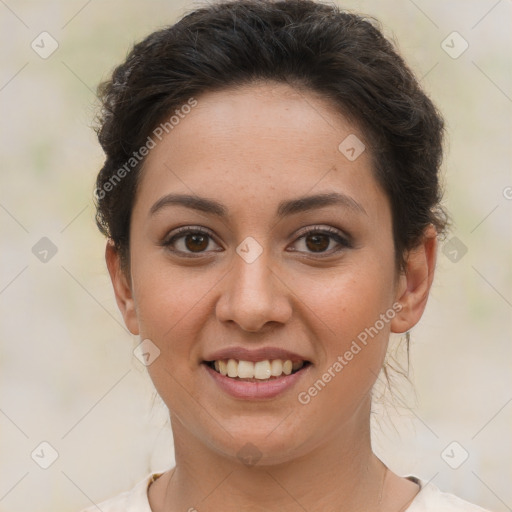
[106,81,438,512]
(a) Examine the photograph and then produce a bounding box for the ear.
[105,239,140,335]
[391,225,438,334]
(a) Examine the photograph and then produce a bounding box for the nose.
[215,247,292,333]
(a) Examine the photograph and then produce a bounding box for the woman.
[84,0,490,510]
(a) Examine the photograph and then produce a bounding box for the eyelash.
[160,225,352,258]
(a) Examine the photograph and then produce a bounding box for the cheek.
[294,256,395,337]
[294,255,395,380]
[293,271,394,425]
[131,265,215,408]
[130,259,220,353]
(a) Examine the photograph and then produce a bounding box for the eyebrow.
[149,191,367,219]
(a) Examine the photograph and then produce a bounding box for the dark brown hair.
[94,0,448,275]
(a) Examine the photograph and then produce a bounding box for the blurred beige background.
[0,0,510,511]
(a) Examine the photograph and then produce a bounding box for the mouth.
[202,358,311,382]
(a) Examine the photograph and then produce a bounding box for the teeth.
[238,360,254,379]
[254,360,271,379]
[270,359,283,377]
[227,359,238,378]
[210,359,305,380]
[218,360,228,376]
[292,361,303,371]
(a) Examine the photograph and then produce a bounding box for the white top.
[80,473,491,512]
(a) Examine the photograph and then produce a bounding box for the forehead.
[133,82,388,223]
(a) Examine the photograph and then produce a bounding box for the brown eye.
[305,233,330,252]
[162,225,351,258]
[162,226,220,257]
[184,233,209,252]
[290,226,352,257]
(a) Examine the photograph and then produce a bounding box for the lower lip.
[203,363,311,400]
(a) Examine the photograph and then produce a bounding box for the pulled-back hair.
[94,0,447,274]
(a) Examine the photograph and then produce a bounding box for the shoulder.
[406,476,492,512]
[77,472,492,512]
[78,472,161,512]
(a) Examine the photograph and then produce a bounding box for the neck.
[160,397,389,512]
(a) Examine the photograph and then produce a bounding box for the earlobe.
[105,240,140,335]
[391,226,438,334]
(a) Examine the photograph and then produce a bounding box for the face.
[107,81,435,465]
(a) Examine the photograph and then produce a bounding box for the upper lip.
[203,346,310,363]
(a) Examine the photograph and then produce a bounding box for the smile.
[202,358,312,399]
[204,358,310,381]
